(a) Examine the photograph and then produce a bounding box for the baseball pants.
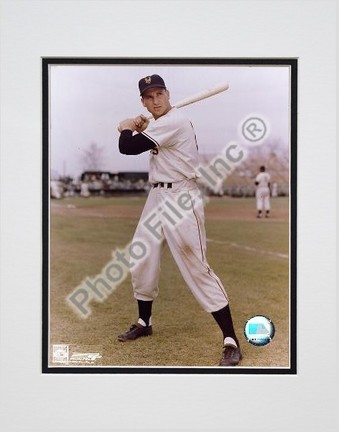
[256,186,271,211]
[130,179,229,313]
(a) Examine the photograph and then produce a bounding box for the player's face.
[141,88,172,119]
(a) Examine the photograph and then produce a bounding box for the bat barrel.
[174,82,229,109]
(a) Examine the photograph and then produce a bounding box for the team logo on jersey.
[145,76,152,84]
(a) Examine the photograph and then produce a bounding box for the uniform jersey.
[255,172,271,188]
[141,108,199,184]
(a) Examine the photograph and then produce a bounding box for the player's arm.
[118,115,155,155]
[119,130,156,155]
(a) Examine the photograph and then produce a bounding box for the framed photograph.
[1,1,336,431]
[42,58,297,374]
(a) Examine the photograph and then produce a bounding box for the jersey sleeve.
[119,130,156,155]
[141,110,186,148]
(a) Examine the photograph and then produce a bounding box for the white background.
[0,1,336,431]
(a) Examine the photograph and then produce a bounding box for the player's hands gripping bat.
[134,115,150,133]
[118,115,150,133]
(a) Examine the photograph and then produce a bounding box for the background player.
[255,165,271,218]
[116,74,242,367]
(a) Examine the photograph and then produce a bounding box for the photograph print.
[43,58,297,374]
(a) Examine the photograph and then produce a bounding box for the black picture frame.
[42,57,297,375]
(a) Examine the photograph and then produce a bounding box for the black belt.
[153,182,172,189]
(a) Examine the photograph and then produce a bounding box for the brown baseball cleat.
[219,345,242,366]
[117,323,153,342]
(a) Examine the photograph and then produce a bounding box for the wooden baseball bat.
[174,82,230,109]
[118,82,229,130]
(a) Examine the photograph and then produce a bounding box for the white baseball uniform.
[255,171,271,211]
[130,108,229,313]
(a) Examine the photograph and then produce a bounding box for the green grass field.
[49,195,290,368]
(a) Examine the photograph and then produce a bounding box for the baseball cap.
[138,74,166,96]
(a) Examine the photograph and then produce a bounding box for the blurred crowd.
[51,171,288,200]
[50,171,150,199]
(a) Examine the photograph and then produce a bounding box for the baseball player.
[117,74,242,367]
[255,165,271,218]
